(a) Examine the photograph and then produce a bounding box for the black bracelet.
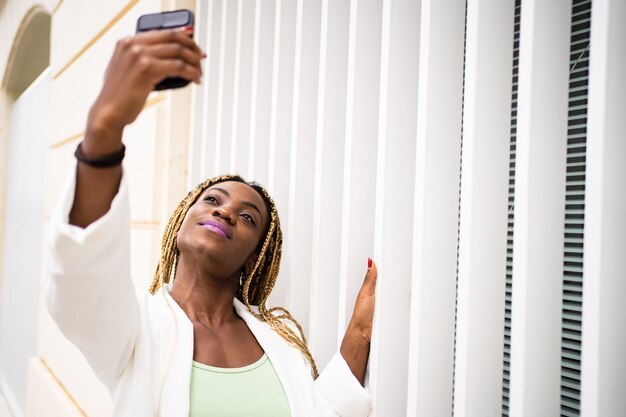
[74,142,125,168]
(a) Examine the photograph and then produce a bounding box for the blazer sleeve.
[44,167,139,388]
[315,351,372,417]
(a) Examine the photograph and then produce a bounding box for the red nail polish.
[181,26,194,32]
[368,258,373,269]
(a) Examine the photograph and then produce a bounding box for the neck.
[169,257,240,326]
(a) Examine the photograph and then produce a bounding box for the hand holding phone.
[136,9,195,90]
[89,11,203,133]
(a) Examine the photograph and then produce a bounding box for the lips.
[200,220,232,239]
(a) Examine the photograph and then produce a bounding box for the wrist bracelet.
[74,142,125,168]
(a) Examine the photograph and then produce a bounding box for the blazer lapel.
[157,287,194,417]
[233,299,314,417]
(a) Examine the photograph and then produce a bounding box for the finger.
[361,258,378,294]
[148,58,203,83]
[133,28,202,55]
[147,43,202,67]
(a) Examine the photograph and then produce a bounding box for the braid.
[149,175,319,379]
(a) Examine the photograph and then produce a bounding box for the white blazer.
[45,170,372,417]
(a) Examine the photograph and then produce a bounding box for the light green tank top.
[189,354,291,417]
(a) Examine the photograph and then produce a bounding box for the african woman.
[46,27,376,417]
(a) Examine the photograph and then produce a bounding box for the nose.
[212,205,234,224]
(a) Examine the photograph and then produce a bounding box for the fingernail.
[368,258,373,269]
[181,26,194,32]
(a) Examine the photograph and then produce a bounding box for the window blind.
[561,0,591,415]
[502,0,521,415]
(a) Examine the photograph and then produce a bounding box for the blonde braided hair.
[148,174,319,378]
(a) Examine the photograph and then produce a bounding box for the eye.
[241,213,256,226]
[203,194,219,204]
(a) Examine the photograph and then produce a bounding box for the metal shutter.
[502,0,521,415]
[561,0,592,415]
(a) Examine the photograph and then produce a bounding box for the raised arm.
[70,27,204,227]
[46,28,205,387]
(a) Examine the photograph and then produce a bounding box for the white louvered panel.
[508,1,571,415]
[267,0,296,208]
[369,0,421,415]
[283,0,322,342]
[189,0,217,186]
[581,0,626,415]
[213,0,237,175]
[228,0,256,177]
[188,0,209,187]
[337,0,383,343]
[263,0,298,309]
[453,0,514,416]
[248,0,277,186]
[308,0,351,366]
[406,0,465,415]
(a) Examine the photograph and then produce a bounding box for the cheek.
[175,217,194,251]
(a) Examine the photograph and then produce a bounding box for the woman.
[46,27,376,416]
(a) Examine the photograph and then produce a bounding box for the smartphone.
[136,9,195,91]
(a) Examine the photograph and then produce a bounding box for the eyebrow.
[210,187,264,218]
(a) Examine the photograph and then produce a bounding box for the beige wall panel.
[49,0,161,147]
[0,0,55,82]
[51,0,142,73]
[25,357,84,417]
[43,140,77,220]
[123,104,160,222]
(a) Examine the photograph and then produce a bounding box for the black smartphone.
[136,9,195,91]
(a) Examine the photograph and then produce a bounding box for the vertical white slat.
[283,0,322,337]
[227,0,244,172]
[214,1,238,174]
[198,0,223,181]
[229,0,256,178]
[188,0,211,187]
[369,0,421,415]
[267,0,299,198]
[247,0,276,186]
[247,0,262,179]
[337,0,383,338]
[308,0,351,364]
[405,0,465,415]
[453,0,515,415]
[266,0,282,193]
[266,0,296,220]
[264,0,297,309]
[211,0,229,175]
[508,1,571,415]
[581,0,626,415]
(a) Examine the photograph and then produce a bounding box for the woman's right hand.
[87,27,204,142]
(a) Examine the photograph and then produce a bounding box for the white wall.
[189,0,624,416]
[0,69,50,417]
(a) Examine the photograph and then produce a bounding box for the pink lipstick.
[201,220,231,239]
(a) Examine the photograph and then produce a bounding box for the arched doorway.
[0,5,51,416]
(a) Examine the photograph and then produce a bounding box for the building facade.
[0,0,623,416]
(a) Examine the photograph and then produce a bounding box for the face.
[176,181,270,278]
